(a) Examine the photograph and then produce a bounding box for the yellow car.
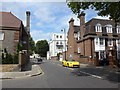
[62,60,80,68]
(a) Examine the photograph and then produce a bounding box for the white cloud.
[34,8,56,23]
[30,30,51,43]
[1,0,66,2]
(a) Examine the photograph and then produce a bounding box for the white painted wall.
[49,33,68,59]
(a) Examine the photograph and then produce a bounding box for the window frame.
[108,39,113,46]
[95,24,102,32]
[0,32,5,41]
[117,26,120,34]
[106,24,113,33]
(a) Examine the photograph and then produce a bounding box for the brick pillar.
[93,52,99,66]
[108,50,117,68]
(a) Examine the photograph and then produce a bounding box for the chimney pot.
[69,18,74,23]
[79,12,85,26]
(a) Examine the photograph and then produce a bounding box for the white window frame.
[77,32,80,40]
[117,26,120,34]
[100,38,104,45]
[0,32,4,40]
[106,25,113,33]
[78,47,80,53]
[95,38,99,45]
[95,24,102,32]
[95,38,105,46]
[108,39,113,46]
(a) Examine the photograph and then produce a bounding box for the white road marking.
[67,68,74,70]
[79,71,102,79]
[57,64,62,67]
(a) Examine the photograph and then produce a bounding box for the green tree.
[67,2,120,23]
[36,40,49,57]
[29,36,35,55]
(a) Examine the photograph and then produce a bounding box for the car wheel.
[62,62,64,66]
[67,63,69,67]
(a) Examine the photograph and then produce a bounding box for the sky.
[0,1,109,43]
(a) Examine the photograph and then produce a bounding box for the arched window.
[106,24,112,33]
[117,26,120,34]
[95,24,102,32]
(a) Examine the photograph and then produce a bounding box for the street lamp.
[61,28,66,60]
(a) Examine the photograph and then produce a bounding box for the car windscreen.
[66,60,76,62]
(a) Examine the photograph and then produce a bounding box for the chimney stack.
[26,11,30,33]
[79,11,85,26]
[69,18,74,28]
[79,12,85,39]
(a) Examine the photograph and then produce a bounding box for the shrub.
[2,53,19,64]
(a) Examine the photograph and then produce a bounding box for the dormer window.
[117,26,120,34]
[106,25,112,33]
[95,24,102,32]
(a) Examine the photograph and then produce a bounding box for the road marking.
[67,68,74,70]
[57,64,62,67]
[79,71,102,79]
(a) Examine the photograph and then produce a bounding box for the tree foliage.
[29,36,35,55]
[67,2,120,23]
[36,40,49,57]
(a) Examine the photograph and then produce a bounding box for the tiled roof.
[73,25,80,33]
[0,12,22,28]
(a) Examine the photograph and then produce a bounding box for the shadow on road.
[71,67,120,84]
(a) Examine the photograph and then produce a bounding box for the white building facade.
[48,33,68,60]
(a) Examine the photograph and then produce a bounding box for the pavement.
[0,61,43,80]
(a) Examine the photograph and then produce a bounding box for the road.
[2,59,120,89]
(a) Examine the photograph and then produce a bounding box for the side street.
[0,1,120,89]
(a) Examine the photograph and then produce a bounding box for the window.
[108,39,113,46]
[56,35,58,38]
[106,25,112,33]
[95,24,102,32]
[118,39,120,44]
[117,26,120,33]
[56,42,59,45]
[77,32,80,40]
[60,36,62,38]
[100,38,104,45]
[60,41,62,45]
[95,38,99,45]
[0,32,4,40]
[78,47,80,53]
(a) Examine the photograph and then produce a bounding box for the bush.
[2,53,19,64]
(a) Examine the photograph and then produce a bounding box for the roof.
[85,18,115,26]
[0,12,22,28]
[73,25,80,33]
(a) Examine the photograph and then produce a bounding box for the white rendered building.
[48,33,68,60]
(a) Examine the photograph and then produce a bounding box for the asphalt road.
[2,60,119,89]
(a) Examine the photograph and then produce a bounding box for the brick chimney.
[26,11,30,33]
[69,18,74,28]
[79,12,85,39]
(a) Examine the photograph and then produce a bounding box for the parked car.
[62,59,80,68]
[37,58,42,62]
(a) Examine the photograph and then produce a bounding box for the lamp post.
[61,28,66,60]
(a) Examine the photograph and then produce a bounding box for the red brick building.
[0,11,30,54]
[67,12,120,66]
